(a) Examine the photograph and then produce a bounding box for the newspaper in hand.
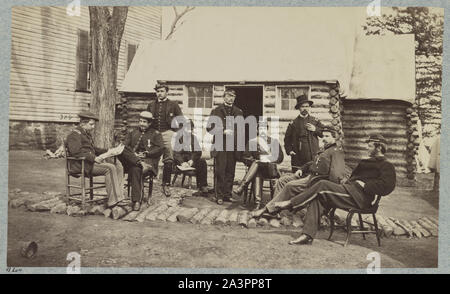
[98,144,125,161]
[177,162,195,171]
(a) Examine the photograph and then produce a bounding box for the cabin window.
[278,86,310,111]
[187,85,213,109]
[127,43,138,70]
[75,29,91,92]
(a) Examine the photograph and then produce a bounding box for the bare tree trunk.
[89,7,128,149]
[165,6,195,40]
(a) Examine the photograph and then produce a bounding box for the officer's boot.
[253,176,263,210]
[233,161,259,196]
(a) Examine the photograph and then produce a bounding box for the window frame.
[185,84,214,110]
[275,85,311,115]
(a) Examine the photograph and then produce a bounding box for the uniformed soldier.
[206,89,244,204]
[147,83,183,197]
[274,134,396,245]
[251,127,345,217]
[66,111,126,208]
[173,118,209,195]
[121,111,165,210]
[284,95,325,172]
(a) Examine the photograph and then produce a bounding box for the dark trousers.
[289,180,361,238]
[193,158,208,188]
[118,148,142,202]
[215,151,237,199]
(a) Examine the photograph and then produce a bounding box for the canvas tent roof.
[120,7,415,103]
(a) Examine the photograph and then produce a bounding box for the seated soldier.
[173,117,209,195]
[233,120,284,209]
[66,111,127,208]
[121,111,165,210]
[273,134,396,245]
[251,127,345,217]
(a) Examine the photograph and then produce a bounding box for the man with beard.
[207,89,244,204]
[284,95,324,172]
[273,134,396,245]
[147,83,183,197]
[251,127,345,217]
[66,111,127,208]
[121,111,165,210]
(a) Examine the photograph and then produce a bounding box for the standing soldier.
[207,89,244,204]
[147,83,183,197]
[284,95,324,172]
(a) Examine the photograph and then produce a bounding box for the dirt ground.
[7,150,439,269]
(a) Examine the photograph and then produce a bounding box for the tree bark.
[89,7,128,149]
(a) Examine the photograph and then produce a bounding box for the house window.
[187,85,213,109]
[75,29,91,92]
[278,86,310,110]
[127,43,138,70]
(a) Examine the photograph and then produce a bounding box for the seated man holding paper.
[66,111,128,208]
[173,117,209,195]
[233,120,284,210]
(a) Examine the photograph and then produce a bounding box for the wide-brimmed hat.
[78,111,99,121]
[139,111,155,121]
[295,95,313,109]
[367,134,387,145]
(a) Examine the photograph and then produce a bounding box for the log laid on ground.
[248,218,257,228]
[391,218,413,237]
[146,204,169,221]
[407,220,423,238]
[411,221,431,238]
[269,218,281,228]
[376,216,393,238]
[111,205,132,220]
[43,191,63,196]
[280,216,292,227]
[28,197,62,212]
[67,205,85,217]
[122,211,140,222]
[228,211,239,226]
[166,197,183,207]
[50,202,67,214]
[156,206,179,221]
[9,193,48,208]
[238,211,250,228]
[418,219,438,236]
[135,204,158,222]
[167,207,186,223]
[214,209,230,225]
[103,208,112,218]
[257,217,269,227]
[292,215,304,228]
[89,205,106,215]
[177,207,199,223]
[425,217,439,227]
[200,209,221,225]
[190,207,212,224]
[385,217,407,236]
[24,194,60,207]
[420,217,438,230]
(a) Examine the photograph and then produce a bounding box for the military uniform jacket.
[147,99,183,131]
[173,132,202,164]
[66,126,107,175]
[344,156,396,209]
[299,142,345,185]
[284,114,324,166]
[206,104,244,157]
[124,127,165,175]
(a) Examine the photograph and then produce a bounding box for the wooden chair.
[126,173,154,203]
[64,141,108,209]
[171,165,196,189]
[243,177,276,204]
[327,195,382,247]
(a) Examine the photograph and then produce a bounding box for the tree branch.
[165,6,195,40]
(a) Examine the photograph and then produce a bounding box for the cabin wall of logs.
[120,81,337,169]
[341,99,417,180]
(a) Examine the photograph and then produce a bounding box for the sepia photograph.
[5,2,443,272]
